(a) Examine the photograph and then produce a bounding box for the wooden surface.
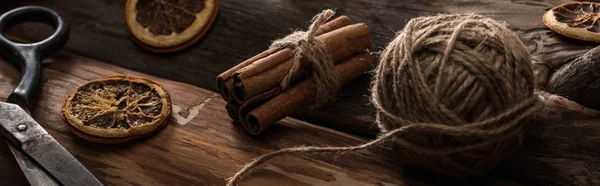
[4,0,599,137]
[0,0,599,185]
[546,46,600,110]
[0,53,410,186]
[495,93,600,186]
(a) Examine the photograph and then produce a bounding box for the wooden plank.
[1,0,599,185]
[0,52,489,186]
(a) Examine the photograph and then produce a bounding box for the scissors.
[0,6,103,186]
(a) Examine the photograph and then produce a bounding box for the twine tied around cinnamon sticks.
[227,14,545,185]
[271,9,340,106]
[217,10,373,135]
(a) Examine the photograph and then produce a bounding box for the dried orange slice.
[125,0,219,53]
[543,2,600,42]
[61,76,172,143]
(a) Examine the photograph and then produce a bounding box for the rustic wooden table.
[0,0,598,185]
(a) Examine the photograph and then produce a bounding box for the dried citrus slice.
[125,0,219,53]
[543,2,600,42]
[61,76,171,143]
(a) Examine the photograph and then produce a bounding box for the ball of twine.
[371,13,543,176]
[227,14,545,185]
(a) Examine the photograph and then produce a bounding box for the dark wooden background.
[1,0,599,185]
[5,0,597,137]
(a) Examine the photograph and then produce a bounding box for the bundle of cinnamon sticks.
[217,15,374,135]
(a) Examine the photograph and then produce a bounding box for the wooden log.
[546,46,600,110]
[494,92,600,186]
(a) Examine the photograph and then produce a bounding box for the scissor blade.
[20,132,103,186]
[0,102,103,186]
[8,143,59,186]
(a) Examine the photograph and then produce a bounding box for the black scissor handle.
[0,6,69,110]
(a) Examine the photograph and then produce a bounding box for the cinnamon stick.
[241,52,375,135]
[226,102,241,122]
[216,16,352,101]
[237,88,282,132]
[218,48,278,102]
[232,23,372,104]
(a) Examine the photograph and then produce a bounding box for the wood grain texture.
[0,0,435,137]
[3,0,593,137]
[546,46,600,110]
[0,52,414,186]
[0,52,530,186]
[1,0,600,185]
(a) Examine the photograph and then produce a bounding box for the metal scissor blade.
[8,142,59,186]
[0,102,103,186]
[0,107,56,186]
[20,132,103,186]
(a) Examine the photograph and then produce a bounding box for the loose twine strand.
[226,97,543,185]
[271,9,340,106]
[227,13,545,185]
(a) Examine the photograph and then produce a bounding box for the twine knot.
[271,9,340,106]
